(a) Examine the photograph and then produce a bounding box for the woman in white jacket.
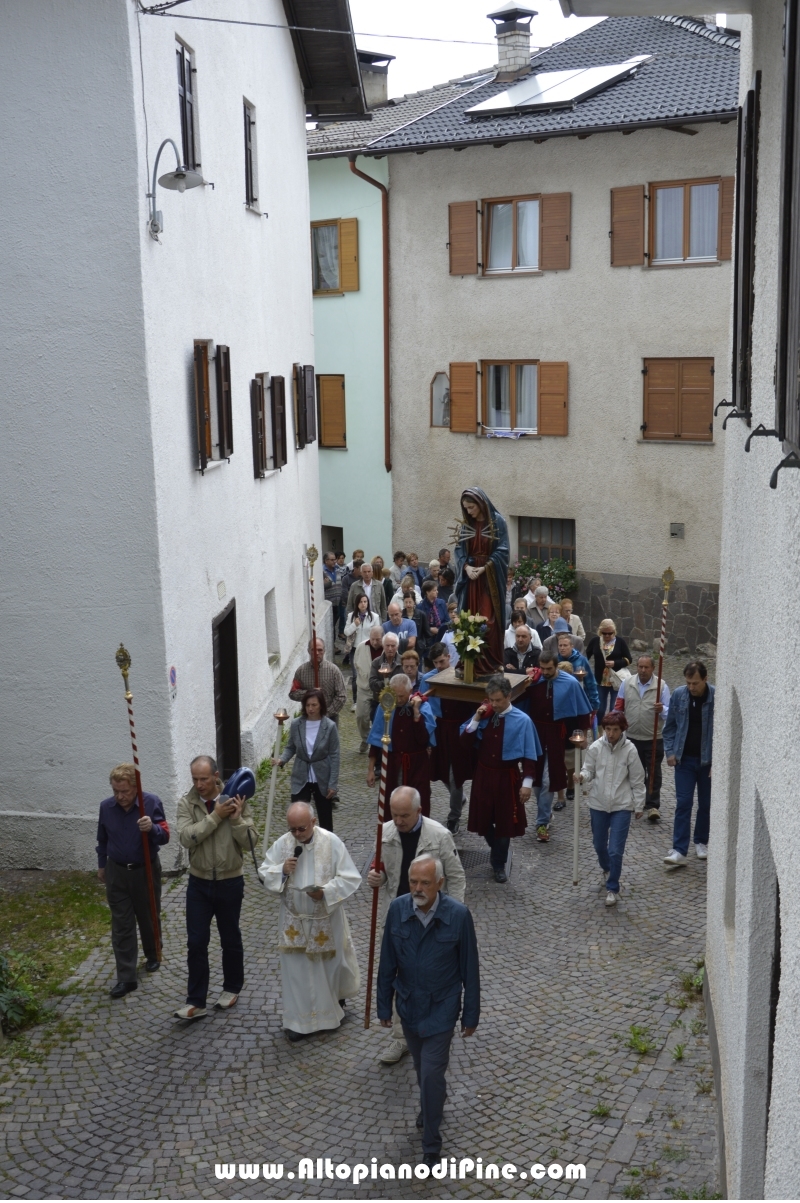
[580,711,645,907]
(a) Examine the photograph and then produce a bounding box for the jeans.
[589,808,632,893]
[534,756,553,829]
[483,822,510,869]
[292,781,334,832]
[597,685,618,716]
[402,1025,455,1157]
[105,856,162,982]
[630,737,663,808]
[446,767,464,826]
[672,756,711,855]
[185,874,244,1007]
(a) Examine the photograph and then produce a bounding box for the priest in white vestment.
[261,801,361,1040]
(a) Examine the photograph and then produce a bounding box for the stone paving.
[0,657,718,1200]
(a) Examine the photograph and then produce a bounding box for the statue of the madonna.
[452,488,510,675]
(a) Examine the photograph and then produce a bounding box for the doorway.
[321,524,344,555]
[212,599,241,779]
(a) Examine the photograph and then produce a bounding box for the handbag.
[608,666,632,690]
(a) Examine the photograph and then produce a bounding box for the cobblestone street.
[0,660,718,1200]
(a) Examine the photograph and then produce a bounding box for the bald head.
[390,786,422,832]
[286,800,317,843]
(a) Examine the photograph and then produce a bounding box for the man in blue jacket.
[662,661,715,868]
[377,855,480,1166]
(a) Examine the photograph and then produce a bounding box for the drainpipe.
[348,155,391,472]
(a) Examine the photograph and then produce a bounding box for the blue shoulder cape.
[551,671,593,720]
[459,703,542,761]
[367,700,438,750]
[419,669,441,718]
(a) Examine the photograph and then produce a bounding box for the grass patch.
[672,1043,686,1062]
[623,1184,646,1199]
[627,1024,657,1055]
[662,1144,689,1163]
[668,1184,721,1199]
[591,1101,611,1117]
[696,1078,714,1095]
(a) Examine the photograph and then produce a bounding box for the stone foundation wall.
[574,572,718,657]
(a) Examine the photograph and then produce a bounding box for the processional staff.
[306,544,320,689]
[114,644,163,964]
[364,685,397,1029]
[650,568,675,796]
[262,708,290,855]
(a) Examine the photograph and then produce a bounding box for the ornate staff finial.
[115,643,132,699]
[307,544,319,569]
[379,683,397,746]
[661,567,675,593]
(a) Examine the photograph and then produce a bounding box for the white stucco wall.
[0,0,323,868]
[705,6,800,1198]
[385,122,735,581]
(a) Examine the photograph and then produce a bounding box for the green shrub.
[512,557,578,601]
[0,954,41,1034]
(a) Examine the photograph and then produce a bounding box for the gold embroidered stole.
[279,828,336,961]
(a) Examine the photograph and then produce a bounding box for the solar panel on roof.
[466,55,652,117]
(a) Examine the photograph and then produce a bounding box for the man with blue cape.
[366,674,437,817]
[453,488,509,674]
[526,651,593,842]
[460,675,541,883]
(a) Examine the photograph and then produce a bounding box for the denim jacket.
[662,683,715,765]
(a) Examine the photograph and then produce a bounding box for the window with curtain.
[482,361,538,431]
[485,197,540,273]
[518,516,576,565]
[312,223,340,292]
[651,179,721,263]
[430,372,451,426]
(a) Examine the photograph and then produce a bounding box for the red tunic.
[431,698,475,789]
[369,705,432,817]
[526,678,590,792]
[461,717,536,839]
[463,525,504,674]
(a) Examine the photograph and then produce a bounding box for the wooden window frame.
[641,356,715,442]
[193,340,211,472]
[482,195,541,276]
[270,375,287,469]
[243,101,257,208]
[250,373,269,478]
[731,73,761,423]
[176,41,198,170]
[777,0,800,451]
[648,177,725,265]
[518,516,576,566]
[311,220,342,295]
[430,371,450,428]
[481,359,539,431]
[215,345,233,458]
[310,218,358,296]
[318,374,347,448]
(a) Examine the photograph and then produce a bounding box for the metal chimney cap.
[487,3,537,31]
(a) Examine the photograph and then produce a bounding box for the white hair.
[382,631,399,646]
[391,673,412,691]
[389,786,421,811]
[409,854,444,881]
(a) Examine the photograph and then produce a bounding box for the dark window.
[215,345,233,458]
[212,600,241,780]
[732,74,761,422]
[777,0,800,450]
[250,374,268,477]
[519,517,575,565]
[270,375,287,469]
[244,102,257,207]
[176,43,197,170]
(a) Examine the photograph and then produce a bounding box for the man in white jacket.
[580,712,645,908]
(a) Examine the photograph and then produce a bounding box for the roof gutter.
[348,155,391,474]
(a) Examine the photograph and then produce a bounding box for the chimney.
[488,4,537,79]
[357,50,395,110]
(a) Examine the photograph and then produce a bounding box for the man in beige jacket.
[367,785,466,1064]
[174,755,256,1021]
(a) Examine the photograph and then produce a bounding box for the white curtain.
[516,364,538,429]
[689,182,719,259]
[313,224,339,291]
[487,203,513,270]
[486,364,511,427]
[431,373,450,426]
[654,186,683,261]
[516,200,539,268]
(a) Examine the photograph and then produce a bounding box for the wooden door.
[212,600,241,779]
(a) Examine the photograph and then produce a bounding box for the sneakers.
[663,849,688,868]
[446,818,460,834]
[214,991,239,1010]
[553,798,566,811]
[359,740,368,754]
[174,1004,207,1020]
[605,892,617,907]
[351,703,356,712]
[566,787,575,801]
[695,843,708,860]
[646,808,661,822]
[600,870,610,887]
[536,825,550,842]
[379,1039,409,1064]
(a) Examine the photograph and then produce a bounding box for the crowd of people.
[93,539,715,1170]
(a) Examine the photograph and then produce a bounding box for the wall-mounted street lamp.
[147,137,204,241]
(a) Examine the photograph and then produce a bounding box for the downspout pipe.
[348,155,391,472]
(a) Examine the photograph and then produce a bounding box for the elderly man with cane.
[368,786,465,1065]
[377,855,480,1167]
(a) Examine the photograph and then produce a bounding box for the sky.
[347,0,605,98]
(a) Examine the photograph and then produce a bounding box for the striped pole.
[364,686,397,1029]
[306,545,320,689]
[115,645,163,964]
[649,569,675,797]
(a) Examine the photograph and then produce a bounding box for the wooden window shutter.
[215,344,233,457]
[270,375,287,468]
[293,363,306,449]
[732,76,761,419]
[610,185,645,266]
[679,358,714,441]
[540,193,571,271]
[538,362,568,436]
[193,340,211,472]
[448,362,478,433]
[302,365,317,443]
[318,374,346,447]
[339,218,359,291]
[448,202,478,275]
[718,176,735,260]
[642,359,679,439]
[250,376,267,477]
[777,0,800,448]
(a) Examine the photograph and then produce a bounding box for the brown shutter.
[448,202,479,275]
[318,374,346,447]
[293,363,306,449]
[642,359,679,439]
[540,193,571,271]
[193,340,211,471]
[448,362,478,433]
[610,185,645,266]
[271,375,287,468]
[777,0,800,447]
[719,175,735,260]
[679,358,714,440]
[339,218,359,291]
[732,75,761,417]
[250,376,267,477]
[303,365,317,443]
[538,362,568,436]
[215,344,233,457]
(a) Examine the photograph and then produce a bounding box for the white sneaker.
[214,991,239,1010]
[605,891,617,907]
[173,1004,207,1020]
[664,849,688,868]
[351,703,356,712]
[599,870,610,887]
[695,843,708,860]
[379,1039,409,1064]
